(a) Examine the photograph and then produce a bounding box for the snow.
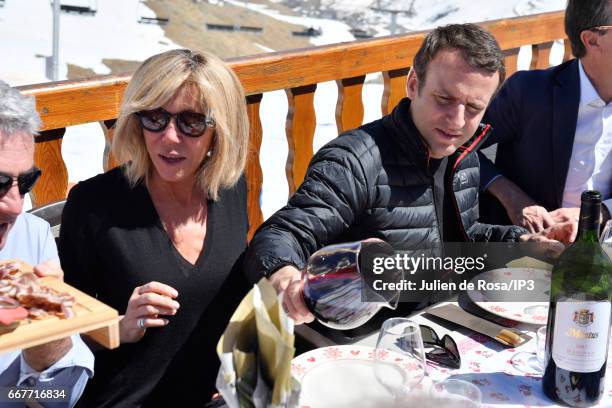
[0,0,179,86]
[0,0,180,210]
[0,0,566,215]
[290,0,565,35]
[258,76,384,217]
[224,0,356,45]
[225,0,566,217]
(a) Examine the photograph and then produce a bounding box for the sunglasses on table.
[420,325,461,369]
[0,167,42,197]
[135,108,215,137]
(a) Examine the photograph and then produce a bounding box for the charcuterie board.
[0,260,119,353]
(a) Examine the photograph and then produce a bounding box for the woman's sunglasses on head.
[135,108,215,138]
[0,167,42,197]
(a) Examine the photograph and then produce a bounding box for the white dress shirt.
[562,60,612,212]
[0,334,94,408]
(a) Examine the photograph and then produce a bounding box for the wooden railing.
[19,11,569,240]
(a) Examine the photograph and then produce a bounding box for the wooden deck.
[18,11,568,240]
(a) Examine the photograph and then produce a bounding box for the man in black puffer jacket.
[244,24,572,324]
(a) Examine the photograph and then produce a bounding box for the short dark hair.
[412,23,505,92]
[565,0,612,58]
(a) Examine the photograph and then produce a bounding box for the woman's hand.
[119,281,180,343]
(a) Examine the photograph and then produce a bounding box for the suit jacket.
[478,59,581,224]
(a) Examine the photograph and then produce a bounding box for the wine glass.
[510,325,547,375]
[429,379,482,408]
[301,240,401,330]
[373,318,426,399]
[601,220,612,259]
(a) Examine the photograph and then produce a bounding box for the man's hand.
[519,222,577,262]
[269,265,314,325]
[520,221,578,245]
[513,205,555,233]
[33,259,64,281]
[21,262,72,371]
[23,337,73,372]
[549,207,580,224]
[486,176,553,233]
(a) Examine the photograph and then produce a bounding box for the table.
[294,301,612,407]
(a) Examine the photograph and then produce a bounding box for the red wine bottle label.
[552,301,611,373]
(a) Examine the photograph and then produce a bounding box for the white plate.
[292,345,415,407]
[467,267,551,325]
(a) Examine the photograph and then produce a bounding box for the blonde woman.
[59,49,250,407]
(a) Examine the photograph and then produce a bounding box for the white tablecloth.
[348,305,612,407]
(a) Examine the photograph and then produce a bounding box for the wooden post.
[336,75,366,134]
[504,47,521,78]
[32,128,68,207]
[285,84,317,196]
[382,68,409,116]
[245,94,264,240]
[530,41,555,70]
[100,119,118,171]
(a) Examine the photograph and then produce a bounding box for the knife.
[425,304,531,347]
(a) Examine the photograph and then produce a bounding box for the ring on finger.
[137,318,145,330]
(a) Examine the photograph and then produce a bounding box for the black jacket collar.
[382,97,493,170]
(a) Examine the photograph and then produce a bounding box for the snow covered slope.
[0,1,567,215]
[0,0,179,86]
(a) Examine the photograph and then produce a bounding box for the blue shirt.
[0,212,94,407]
[0,335,94,408]
[0,212,59,264]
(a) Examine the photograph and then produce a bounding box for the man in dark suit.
[479,0,612,234]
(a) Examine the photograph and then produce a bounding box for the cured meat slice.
[0,260,76,321]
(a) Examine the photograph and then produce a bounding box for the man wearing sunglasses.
[479,0,612,235]
[0,81,93,408]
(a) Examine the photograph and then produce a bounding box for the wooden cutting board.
[0,261,120,353]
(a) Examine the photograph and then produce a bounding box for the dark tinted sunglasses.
[0,167,41,197]
[135,108,215,137]
[420,325,461,369]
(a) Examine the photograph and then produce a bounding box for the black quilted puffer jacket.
[244,98,527,282]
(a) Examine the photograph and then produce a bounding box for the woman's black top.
[59,167,249,407]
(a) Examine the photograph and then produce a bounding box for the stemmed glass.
[599,220,612,248]
[601,220,612,264]
[510,326,547,375]
[373,318,426,399]
[301,240,400,330]
[429,379,482,408]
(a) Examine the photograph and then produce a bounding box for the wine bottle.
[542,191,612,407]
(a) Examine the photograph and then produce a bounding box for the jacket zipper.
[427,151,444,242]
[447,152,470,241]
[447,124,492,242]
